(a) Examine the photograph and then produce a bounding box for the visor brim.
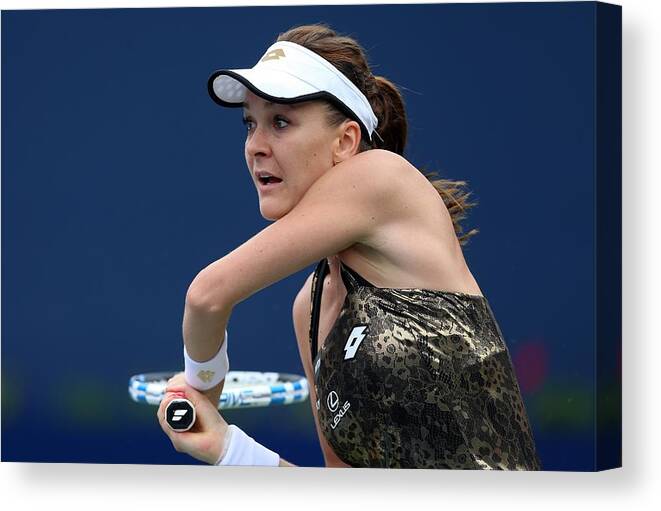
[208,70,371,141]
[209,69,327,106]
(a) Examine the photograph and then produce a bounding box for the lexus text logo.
[326,391,339,412]
[326,390,351,430]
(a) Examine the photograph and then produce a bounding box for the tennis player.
[157,24,541,469]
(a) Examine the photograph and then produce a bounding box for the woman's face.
[242,91,341,220]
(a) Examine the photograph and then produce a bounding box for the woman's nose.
[245,125,271,158]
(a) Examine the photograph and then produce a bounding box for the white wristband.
[215,425,280,466]
[184,330,229,391]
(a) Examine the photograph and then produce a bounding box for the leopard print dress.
[309,258,541,469]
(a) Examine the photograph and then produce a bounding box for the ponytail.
[278,23,478,245]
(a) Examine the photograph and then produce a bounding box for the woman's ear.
[332,120,362,164]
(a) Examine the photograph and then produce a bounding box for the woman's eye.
[273,116,289,129]
[242,117,255,132]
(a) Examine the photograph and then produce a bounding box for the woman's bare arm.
[182,150,406,361]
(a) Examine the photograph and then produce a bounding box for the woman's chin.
[259,202,288,221]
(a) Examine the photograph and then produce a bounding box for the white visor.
[208,41,379,142]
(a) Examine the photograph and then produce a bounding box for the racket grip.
[165,398,196,432]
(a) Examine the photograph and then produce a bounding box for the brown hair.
[277,24,477,245]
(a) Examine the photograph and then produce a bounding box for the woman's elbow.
[185,269,233,314]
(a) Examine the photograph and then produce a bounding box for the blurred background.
[1,2,619,469]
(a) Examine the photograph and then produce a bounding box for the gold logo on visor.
[198,370,215,383]
[261,49,286,62]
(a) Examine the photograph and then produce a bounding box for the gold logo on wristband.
[198,370,215,383]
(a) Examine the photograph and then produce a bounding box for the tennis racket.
[129,371,309,411]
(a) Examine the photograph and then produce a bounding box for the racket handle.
[165,398,196,432]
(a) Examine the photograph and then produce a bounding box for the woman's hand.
[157,372,229,465]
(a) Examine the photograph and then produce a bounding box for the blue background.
[2,2,615,470]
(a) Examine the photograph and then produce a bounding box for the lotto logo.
[343,326,368,360]
[261,49,286,62]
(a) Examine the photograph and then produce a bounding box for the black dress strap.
[309,259,376,364]
[309,259,329,363]
[340,262,376,288]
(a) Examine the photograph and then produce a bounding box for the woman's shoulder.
[326,149,421,199]
[299,149,430,229]
[344,149,413,175]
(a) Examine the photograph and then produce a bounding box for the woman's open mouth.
[257,173,283,191]
[258,176,282,191]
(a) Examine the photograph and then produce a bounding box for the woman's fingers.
[156,371,229,464]
[158,391,185,424]
[165,376,219,410]
[157,386,227,464]
[165,373,197,397]
[162,379,223,434]
[161,373,227,433]
[167,372,186,388]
